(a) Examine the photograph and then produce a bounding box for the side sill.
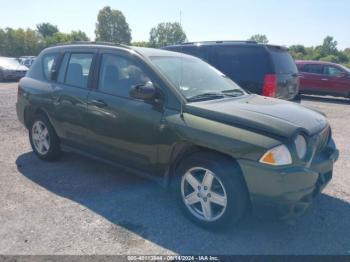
[60,144,165,187]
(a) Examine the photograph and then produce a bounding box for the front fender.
[165,111,281,162]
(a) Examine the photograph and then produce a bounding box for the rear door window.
[268,47,298,74]
[64,53,94,88]
[300,64,323,74]
[211,46,272,83]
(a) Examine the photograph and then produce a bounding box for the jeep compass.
[16,43,339,228]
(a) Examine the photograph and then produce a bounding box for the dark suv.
[17,43,338,229]
[164,41,300,101]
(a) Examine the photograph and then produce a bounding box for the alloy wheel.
[181,167,228,222]
[32,120,50,155]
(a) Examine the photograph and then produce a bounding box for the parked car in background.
[0,57,28,81]
[163,41,300,101]
[296,60,350,99]
[16,43,338,229]
[19,56,36,68]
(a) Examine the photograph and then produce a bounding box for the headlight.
[260,145,292,166]
[295,134,307,159]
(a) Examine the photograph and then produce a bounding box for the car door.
[50,50,97,150]
[322,65,350,97]
[298,63,325,94]
[86,50,164,173]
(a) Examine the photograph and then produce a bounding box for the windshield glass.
[0,57,21,68]
[150,56,245,101]
[340,64,350,74]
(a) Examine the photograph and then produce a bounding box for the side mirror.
[339,72,347,78]
[130,82,157,101]
[292,93,302,103]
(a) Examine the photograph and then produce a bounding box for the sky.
[0,0,349,49]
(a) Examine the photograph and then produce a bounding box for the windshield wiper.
[187,92,225,102]
[221,89,245,97]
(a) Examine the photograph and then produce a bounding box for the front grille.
[315,126,331,153]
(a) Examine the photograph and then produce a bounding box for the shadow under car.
[15,151,350,255]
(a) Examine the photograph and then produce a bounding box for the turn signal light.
[260,145,292,166]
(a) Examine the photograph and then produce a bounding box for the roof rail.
[52,41,131,49]
[179,40,258,45]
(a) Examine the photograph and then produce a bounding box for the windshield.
[340,64,350,74]
[150,56,245,101]
[0,57,21,68]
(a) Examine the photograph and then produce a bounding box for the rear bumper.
[16,101,25,126]
[3,71,26,80]
[238,139,339,220]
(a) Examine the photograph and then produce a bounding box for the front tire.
[29,114,62,161]
[174,152,249,229]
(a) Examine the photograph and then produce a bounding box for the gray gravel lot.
[0,82,350,255]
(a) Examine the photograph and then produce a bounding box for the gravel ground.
[0,82,350,255]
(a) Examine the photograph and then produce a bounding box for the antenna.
[180,10,182,26]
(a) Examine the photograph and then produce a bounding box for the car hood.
[184,95,328,139]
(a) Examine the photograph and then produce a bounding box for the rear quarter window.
[179,46,209,61]
[211,46,272,83]
[42,53,60,81]
[268,47,298,74]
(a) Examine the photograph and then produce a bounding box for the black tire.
[0,70,4,82]
[29,113,62,161]
[173,152,249,229]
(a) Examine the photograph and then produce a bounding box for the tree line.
[289,36,350,68]
[249,34,350,68]
[0,6,186,57]
[0,23,89,57]
[0,6,349,69]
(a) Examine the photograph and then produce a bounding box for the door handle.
[90,99,108,108]
[321,78,329,81]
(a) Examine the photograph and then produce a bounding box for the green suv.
[16,43,339,228]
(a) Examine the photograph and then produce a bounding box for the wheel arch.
[24,106,60,144]
[164,143,251,201]
[24,106,51,129]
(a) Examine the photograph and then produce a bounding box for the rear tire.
[0,70,4,82]
[174,152,249,230]
[29,113,62,161]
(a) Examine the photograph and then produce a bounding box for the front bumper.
[238,139,339,220]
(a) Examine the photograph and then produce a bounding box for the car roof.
[44,42,197,59]
[165,41,288,50]
[132,46,195,58]
[295,60,340,66]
